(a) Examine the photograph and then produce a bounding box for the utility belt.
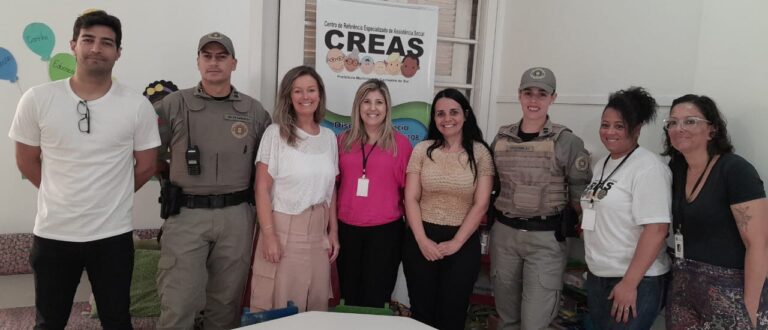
[180,190,251,209]
[497,214,561,232]
[159,179,251,219]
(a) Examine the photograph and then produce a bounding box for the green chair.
[333,299,393,316]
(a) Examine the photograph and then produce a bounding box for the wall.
[492,0,702,156]
[693,1,768,179]
[0,0,277,233]
[492,0,766,181]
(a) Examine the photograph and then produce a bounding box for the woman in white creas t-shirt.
[579,87,671,329]
[249,66,339,313]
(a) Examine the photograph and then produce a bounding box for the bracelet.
[260,224,273,230]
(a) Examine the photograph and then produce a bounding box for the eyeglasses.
[77,100,90,134]
[662,116,709,131]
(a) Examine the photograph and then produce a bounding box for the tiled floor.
[0,272,91,309]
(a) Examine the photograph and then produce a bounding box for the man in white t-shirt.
[8,10,160,330]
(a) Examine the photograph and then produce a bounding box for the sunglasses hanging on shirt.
[77,100,90,134]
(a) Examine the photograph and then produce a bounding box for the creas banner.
[315,0,438,145]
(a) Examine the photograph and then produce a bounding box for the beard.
[77,56,115,76]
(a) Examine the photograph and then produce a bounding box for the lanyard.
[590,145,639,204]
[360,140,378,177]
[677,154,714,233]
[686,154,712,202]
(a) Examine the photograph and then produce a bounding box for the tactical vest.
[494,123,570,218]
[164,86,264,195]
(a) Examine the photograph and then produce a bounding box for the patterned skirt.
[666,258,768,329]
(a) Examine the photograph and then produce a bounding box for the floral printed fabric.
[667,258,768,329]
[0,234,33,275]
[0,229,160,275]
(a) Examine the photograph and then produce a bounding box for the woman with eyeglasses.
[663,94,768,329]
[579,87,671,328]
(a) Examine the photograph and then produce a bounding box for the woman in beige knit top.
[402,88,494,330]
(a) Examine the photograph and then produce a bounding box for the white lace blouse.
[255,124,338,215]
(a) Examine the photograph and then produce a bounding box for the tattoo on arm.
[733,205,752,231]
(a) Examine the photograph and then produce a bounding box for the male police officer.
[154,32,271,330]
[490,67,591,330]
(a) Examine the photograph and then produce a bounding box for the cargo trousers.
[156,203,255,330]
[490,222,567,330]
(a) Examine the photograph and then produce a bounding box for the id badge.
[674,232,684,259]
[356,177,369,197]
[581,207,596,231]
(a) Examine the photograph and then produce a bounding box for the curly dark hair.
[426,88,492,181]
[604,86,658,135]
[662,94,734,160]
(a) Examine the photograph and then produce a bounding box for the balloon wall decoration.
[48,53,76,81]
[0,47,19,83]
[23,22,56,61]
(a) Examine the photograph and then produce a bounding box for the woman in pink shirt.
[336,79,413,308]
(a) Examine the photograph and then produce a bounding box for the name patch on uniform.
[231,122,249,139]
[224,114,252,122]
[508,145,534,152]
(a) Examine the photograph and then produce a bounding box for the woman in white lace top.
[249,66,339,312]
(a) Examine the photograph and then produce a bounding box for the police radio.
[186,145,201,175]
[185,110,201,176]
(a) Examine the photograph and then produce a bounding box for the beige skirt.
[249,204,331,312]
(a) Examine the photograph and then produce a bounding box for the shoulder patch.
[575,155,590,171]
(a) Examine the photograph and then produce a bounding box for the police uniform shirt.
[155,84,271,195]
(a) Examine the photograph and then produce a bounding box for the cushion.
[0,233,33,275]
[90,240,161,317]
[128,248,161,316]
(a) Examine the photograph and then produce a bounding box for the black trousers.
[402,222,480,330]
[29,232,134,330]
[336,219,404,308]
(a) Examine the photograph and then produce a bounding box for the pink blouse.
[336,131,413,226]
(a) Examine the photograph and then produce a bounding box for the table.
[236,311,436,329]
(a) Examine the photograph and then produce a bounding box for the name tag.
[674,232,684,259]
[356,177,369,197]
[224,114,252,122]
[508,145,533,152]
[581,208,596,231]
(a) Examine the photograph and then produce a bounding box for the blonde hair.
[341,79,397,155]
[274,65,327,146]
